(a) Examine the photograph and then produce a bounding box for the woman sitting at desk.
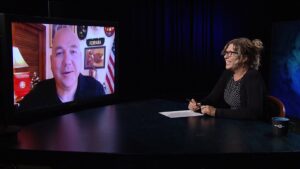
[188,38,266,120]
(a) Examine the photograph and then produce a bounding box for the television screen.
[270,20,300,120]
[0,14,118,123]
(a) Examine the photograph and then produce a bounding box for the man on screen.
[19,27,105,111]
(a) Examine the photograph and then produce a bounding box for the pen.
[186,98,201,106]
[187,98,202,113]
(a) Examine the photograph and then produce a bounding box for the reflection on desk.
[4,99,300,168]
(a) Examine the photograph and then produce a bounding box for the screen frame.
[0,13,119,124]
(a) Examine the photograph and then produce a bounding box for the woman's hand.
[201,105,216,116]
[188,99,201,112]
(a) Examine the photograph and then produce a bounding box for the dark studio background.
[0,0,299,112]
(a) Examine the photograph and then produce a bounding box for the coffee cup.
[272,117,290,136]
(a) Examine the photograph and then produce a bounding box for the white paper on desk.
[159,110,204,118]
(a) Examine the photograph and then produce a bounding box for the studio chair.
[265,95,286,121]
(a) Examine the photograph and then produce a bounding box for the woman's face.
[224,44,240,71]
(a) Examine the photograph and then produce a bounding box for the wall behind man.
[1,0,299,102]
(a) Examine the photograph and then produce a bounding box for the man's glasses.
[222,51,239,56]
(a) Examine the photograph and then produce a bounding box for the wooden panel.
[12,23,46,80]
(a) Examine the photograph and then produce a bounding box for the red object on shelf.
[14,72,31,99]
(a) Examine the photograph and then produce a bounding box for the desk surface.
[6,99,300,168]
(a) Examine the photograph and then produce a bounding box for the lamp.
[13,46,31,102]
[13,46,29,68]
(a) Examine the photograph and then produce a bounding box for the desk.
[3,99,300,168]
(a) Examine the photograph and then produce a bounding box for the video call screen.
[12,22,117,112]
[270,20,300,120]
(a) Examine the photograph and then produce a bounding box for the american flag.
[104,41,115,94]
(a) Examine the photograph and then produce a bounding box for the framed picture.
[84,47,106,69]
[49,24,75,48]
